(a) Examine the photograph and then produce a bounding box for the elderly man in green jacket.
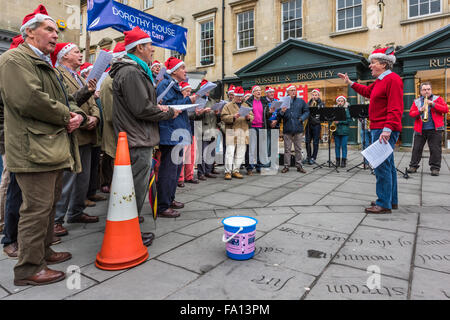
[0,5,86,286]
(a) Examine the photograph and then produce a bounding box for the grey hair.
[21,16,56,39]
[373,58,394,71]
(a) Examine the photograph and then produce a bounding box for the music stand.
[347,104,370,172]
[313,107,347,173]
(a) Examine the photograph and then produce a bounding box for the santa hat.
[80,62,93,75]
[265,86,275,93]
[336,95,347,103]
[251,85,261,93]
[112,42,126,58]
[124,26,152,52]
[10,35,24,49]
[286,84,296,91]
[311,88,321,95]
[244,90,252,98]
[228,85,235,94]
[151,60,161,69]
[51,42,77,67]
[165,56,185,74]
[20,5,55,35]
[179,81,191,91]
[368,47,396,64]
[234,86,244,97]
[102,48,112,54]
[200,79,209,89]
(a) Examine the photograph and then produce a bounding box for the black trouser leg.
[427,130,442,171]
[409,132,427,169]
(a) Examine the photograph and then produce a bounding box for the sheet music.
[87,50,113,82]
[157,81,175,104]
[96,71,109,91]
[239,106,252,117]
[196,82,217,97]
[361,140,394,169]
[211,100,227,111]
[169,104,199,112]
[196,97,208,109]
[272,97,291,110]
[155,66,166,82]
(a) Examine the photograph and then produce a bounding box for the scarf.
[127,53,154,84]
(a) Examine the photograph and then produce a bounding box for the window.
[237,10,254,50]
[143,0,153,10]
[408,0,441,18]
[170,50,185,61]
[336,0,362,31]
[118,0,128,4]
[282,0,302,41]
[89,52,96,64]
[200,20,214,65]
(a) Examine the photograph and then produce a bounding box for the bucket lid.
[222,216,258,227]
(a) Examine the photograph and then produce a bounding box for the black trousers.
[198,138,216,176]
[1,173,22,246]
[409,130,443,171]
[305,123,321,160]
[87,146,101,197]
[157,145,184,212]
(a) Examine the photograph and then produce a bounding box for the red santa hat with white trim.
[286,84,296,91]
[368,47,396,64]
[179,81,191,92]
[112,42,126,58]
[311,88,321,95]
[20,5,56,35]
[244,90,252,99]
[124,26,152,52]
[336,95,347,103]
[151,60,161,69]
[51,42,77,67]
[165,57,185,75]
[265,86,275,93]
[80,62,93,76]
[228,85,235,94]
[234,86,244,97]
[251,85,261,93]
[200,79,209,89]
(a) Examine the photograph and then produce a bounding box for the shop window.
[170,50,184,61]
[336,0,362,31]
[281,0,302,41]
[237,10,255,50]
[408,0,441,19]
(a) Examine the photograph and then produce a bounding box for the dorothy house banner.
[87,0,188,54]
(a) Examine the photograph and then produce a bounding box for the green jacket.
[0,43,87,173]
[57,65,100,147]
[333,103,352,136]
[100,74,116,158]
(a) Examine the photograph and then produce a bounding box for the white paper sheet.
[196,81,217,97]
[271,97,291,110]
[169,104,199,112]
[196,97,208,109]
[239,106,252,117]
[211,100,227,111]
[157,81,175,104]
[87,50,113,82]
[361,140,394,169]
[155,66,166,82]
[96,72,109,91]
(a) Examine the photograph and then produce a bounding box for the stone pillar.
[401,72,416,147]
[347,85,358,145]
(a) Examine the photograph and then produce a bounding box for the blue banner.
[87,0,187,54]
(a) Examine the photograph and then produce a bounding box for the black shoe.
[406,167,417,173]
[141,232,155,246]
[341,158,347,168]
[308,159,315,165]
[336,158,341,167]
[431,169,439,176]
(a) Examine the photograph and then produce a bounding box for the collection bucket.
[221,216,258,260]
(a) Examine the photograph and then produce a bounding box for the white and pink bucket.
[221,216,258,260]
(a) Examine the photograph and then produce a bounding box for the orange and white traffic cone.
[95,132,149,270]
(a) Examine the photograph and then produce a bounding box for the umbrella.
[148,157,159,220]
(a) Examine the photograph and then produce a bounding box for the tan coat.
[0,43,86,173]
[100,74,116,158]
[220,101,254,145]
[57,66,100,147]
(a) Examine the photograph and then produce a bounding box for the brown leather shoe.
[84,199,96,207]
[370,201,398,210]
[198,175,207,181]
[297,167,307,173]
[89,194,107,202]
[46,252,72,265]
[3,242,18,259]
[247,170,253,176]
[186,179,200,184]
[224,173,232,180]
[67,213,99,224]
[14,267,65,286]
[177,182,185,188]
[51,236,61,246]
[365,205,392,214]
[157,208,180,218]
[54,223,68,237]
[170,200,184,209]
[281,167,289,173]
[205,173,217,178]
[232,172,243,179]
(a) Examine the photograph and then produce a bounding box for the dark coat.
[277,97,310,134]
[308,98,325,126]
[333,104,352,136]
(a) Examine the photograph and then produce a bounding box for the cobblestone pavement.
[1,150,450,300]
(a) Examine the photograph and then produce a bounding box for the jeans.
[361,128,371,164]
[1,173,22,246]
[371,129,400,209]
[334,135,348,159]
[305,123,321,160]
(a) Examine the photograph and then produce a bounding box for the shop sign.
[255,69,336,85]
[429,57,450,68]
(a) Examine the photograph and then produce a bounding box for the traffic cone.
[95,132,149,270]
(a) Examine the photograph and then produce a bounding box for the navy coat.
[277,97,310,134]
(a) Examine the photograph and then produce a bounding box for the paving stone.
[0,258,31,294]
[175,210,217,220]
[175,218,223,237]
[69,260,198,300]
[149,232,195,259]
[214,208,256,218]
[329,191,374,202]
[0,286,8,299]
[248,176,297,188]
[253,223,348,276]
[181,201,227,212]
[316,195,369,206]
[201,192,252,207]
[172,193,203,204]
[255,214,297,233]
[254,187,297,203]
[410,267,450,300]
[305,264,408,300]
[419,214,450,232]
[298,181,340,195]
[288,212,365,235]
[80,263,128,283]
[423,193,450,207]
[291,206,333,214]
[3,274,97,300]
[157,229,229,274]
[336,181,376,195]
[254,207,295,216]
[412,206,448,214]
[167,259,315,300]
[328,205,367,213]
[415,227,450,274]
[142,218,200,237]
[397,193,421,206]
[269,191,324,207]
[233,200,269,209]
[227,185,272,197]
[362,211,419,234]
[335,226,415,280]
